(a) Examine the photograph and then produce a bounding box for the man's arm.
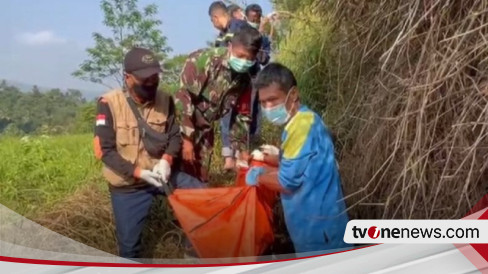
[257,35,271,65]
[275,113,316,193]
[220,19,247,45]
[228,83,255,154]
[161,98,182,165]
[258,170,289,193]
[93,98,142,179]
[263,154,279,167]
[215,32,228,47]
[173,53,209,140]
[229,111,252,155]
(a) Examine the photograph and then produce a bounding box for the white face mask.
[261,90,292,125]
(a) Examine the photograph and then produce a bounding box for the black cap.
[124,47,162,79]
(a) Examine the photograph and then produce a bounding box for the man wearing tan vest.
[93,47,204,259]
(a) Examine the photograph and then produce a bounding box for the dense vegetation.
[0,80,93,135]
[0,135,100,215]
[273,0,488,219]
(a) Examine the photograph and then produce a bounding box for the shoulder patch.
[282,112,315,159]
[96,114,107,126]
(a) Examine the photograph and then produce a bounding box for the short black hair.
[208,1,227,16]
[255,63,297,93]
[231,25,263,53]
[245,4,263,17]
[228,4,242,15]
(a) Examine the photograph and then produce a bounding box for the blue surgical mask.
[261,91,292,125]
[247,21,259,29]
[229,54,255,73]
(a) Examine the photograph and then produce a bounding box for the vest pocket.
[116,124,139,146]
[147,118,167,133]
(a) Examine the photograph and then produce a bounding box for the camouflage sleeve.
[163,98,182,158]
[174,51,210,139]
[229,89,253,153]
[258,35,272,65]
[230,112,252,153]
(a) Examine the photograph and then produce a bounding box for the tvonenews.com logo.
[344,220,488,244]
[368,226,380,239]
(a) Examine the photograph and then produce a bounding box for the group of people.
[93,1,351,260]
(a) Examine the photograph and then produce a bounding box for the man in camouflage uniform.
[209,2,269,171]
[174,26,263,182]
[208,1,248,48]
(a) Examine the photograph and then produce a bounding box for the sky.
[0,0,272,96]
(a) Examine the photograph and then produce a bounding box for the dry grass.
[274,0,488,219]
[34,182,185,258]
[34,180,293,259]
[34,182,118,255]
[325,0,488,219]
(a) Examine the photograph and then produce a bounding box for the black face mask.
[133,82,159,102]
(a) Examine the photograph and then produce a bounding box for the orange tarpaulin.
[168,165,277,262]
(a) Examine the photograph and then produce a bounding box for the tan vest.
[102,89,170,187]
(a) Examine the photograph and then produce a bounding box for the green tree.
[32,85,41,97]
[160,54,187,94]
[0,82,90,135]
[3,123,23,136]
[162,54,187,85]
[0,80,7,89]
[72,0,172,88]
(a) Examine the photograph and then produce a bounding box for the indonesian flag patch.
[96,114,106,126]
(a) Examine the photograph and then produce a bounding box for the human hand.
[245,167,265,186]
[250,149,265,161]
[153,159,171,183]
[138,169,163,187]
[182,137,195,162]
[260,144,280,156]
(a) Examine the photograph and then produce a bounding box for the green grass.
[0,127,288,257]
[0,122,281,216]
[0,134,102,216]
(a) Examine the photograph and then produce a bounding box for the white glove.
[260,145,280,156]
[236,159,249,169]
[251,149,265,161]
[153,159,171,183]
[139,169,163,187]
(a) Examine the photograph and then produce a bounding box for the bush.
[0,134,101,215]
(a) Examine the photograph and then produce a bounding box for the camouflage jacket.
[215,18,248,47]
[174,47,253,144]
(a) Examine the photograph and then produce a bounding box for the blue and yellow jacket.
[279,105,352,253]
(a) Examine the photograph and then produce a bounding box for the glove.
[260,145,280,156]
[153,159,171,183]
[236,159,249,169]
[235,150,249,169]
[139,169,163,187]
[245,167,265,186]
[251,149,265,161]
